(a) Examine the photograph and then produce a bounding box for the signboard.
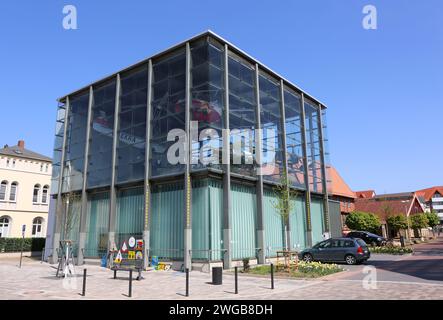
[114,237,144,265]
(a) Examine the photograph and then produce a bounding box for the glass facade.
[50,101,66,195]
[190,38,225,171]
[304,100,324,193]
[228,53,257,176]
[284,88,305,189]
[259,72,284,183]
[116,67,148,184]
[87,80,116,188]
[53,34,331,264]
[62,91,89,192]
[151,49,186,177]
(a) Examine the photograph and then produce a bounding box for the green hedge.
[0,238,46,253]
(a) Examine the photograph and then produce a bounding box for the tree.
[409,214,428,237]
[345,211,381,234]
[386,215,408,237]
[272,171,298,252]
[425,211,440,229]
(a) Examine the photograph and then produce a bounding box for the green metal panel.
[116,187,144,247]
[208,179,223,261]
[231,183,257,260]
[263,189,285,257]
[150,183,184,260]
[85,192,110,258]
[191,180,209,260]
[311,197,324,245]
[289,196,307,250]
[328,200,342,238]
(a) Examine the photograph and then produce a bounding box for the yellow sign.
[128,251,135,260]
[114,250,122,263]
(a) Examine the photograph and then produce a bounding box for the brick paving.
[0,256,442,300]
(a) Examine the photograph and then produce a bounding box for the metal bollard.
[185,268,189,297]
[129,270,133,298]
[234,266,238,294]
[270,263,274,289]
[82,268,87,296]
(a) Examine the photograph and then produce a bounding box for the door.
[328,239,347,261]
[314,239,332,261]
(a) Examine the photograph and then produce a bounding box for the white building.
[0,140,52,238]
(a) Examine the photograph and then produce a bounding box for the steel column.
[254,64,265,264]
[143,60,153,269]
[78,86,94,264]
[300,93,313,247]
[108,74,121,254]
[279,80,291,251]
[317,104,330,233]
[184,42,192,270]
[51,97,70,264]
[222,44,232,269]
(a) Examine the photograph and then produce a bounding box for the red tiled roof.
[327,166,355,199]
[354,195,424,223]
[415,186,443,201]
[355,190,376,199]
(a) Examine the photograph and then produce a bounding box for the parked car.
[299,238,370,265]
[346,231,387,246]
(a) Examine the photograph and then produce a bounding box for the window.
[32,217,43,237]
[6,159,10,167]
[45,164,49,172]
[40,164,43,172]
[33,184,41,203]
[42,185,49,204]
[9,182,17,202]
[0,181,7,201]
[0,216,10,237]
[12,160,16,168]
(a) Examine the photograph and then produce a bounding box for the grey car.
[299,237,371,265]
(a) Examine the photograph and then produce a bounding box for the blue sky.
[0,1,442,193]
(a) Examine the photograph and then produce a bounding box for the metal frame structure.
[50,31,330,269]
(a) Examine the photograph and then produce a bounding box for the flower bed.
[370,246,413,255]
[244,261,343,278]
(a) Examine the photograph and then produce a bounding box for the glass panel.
[87,80,116,188]
[61,194,81,256]
[116,66,148,184]
[85,192,110,258]
[62,91,89,192]
[190,40,225,171]
[228,53,257,176]
[51,101,66,194]
[151,49,186,177]
[284,88,305,189]
[305,100,323,193]
[0,182,7,201]
[259,72,284,183]
[115,187,144,247]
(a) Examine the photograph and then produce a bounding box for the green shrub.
[370,246,412,255]
[0,238,46,253]
[345,211,381,234]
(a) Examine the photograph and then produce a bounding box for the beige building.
[0,140,51,238]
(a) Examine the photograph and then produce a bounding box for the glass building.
[49,31,339,269]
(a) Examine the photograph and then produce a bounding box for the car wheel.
[345,255,357,265]
[303,253,313,263]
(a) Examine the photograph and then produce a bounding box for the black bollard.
[82,268,87,296]
[270,263,274,289]
[185,268,189,297]
[234,266,238,294]
[129,270,133,298]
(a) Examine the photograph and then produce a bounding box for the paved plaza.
[1,238,443,300]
